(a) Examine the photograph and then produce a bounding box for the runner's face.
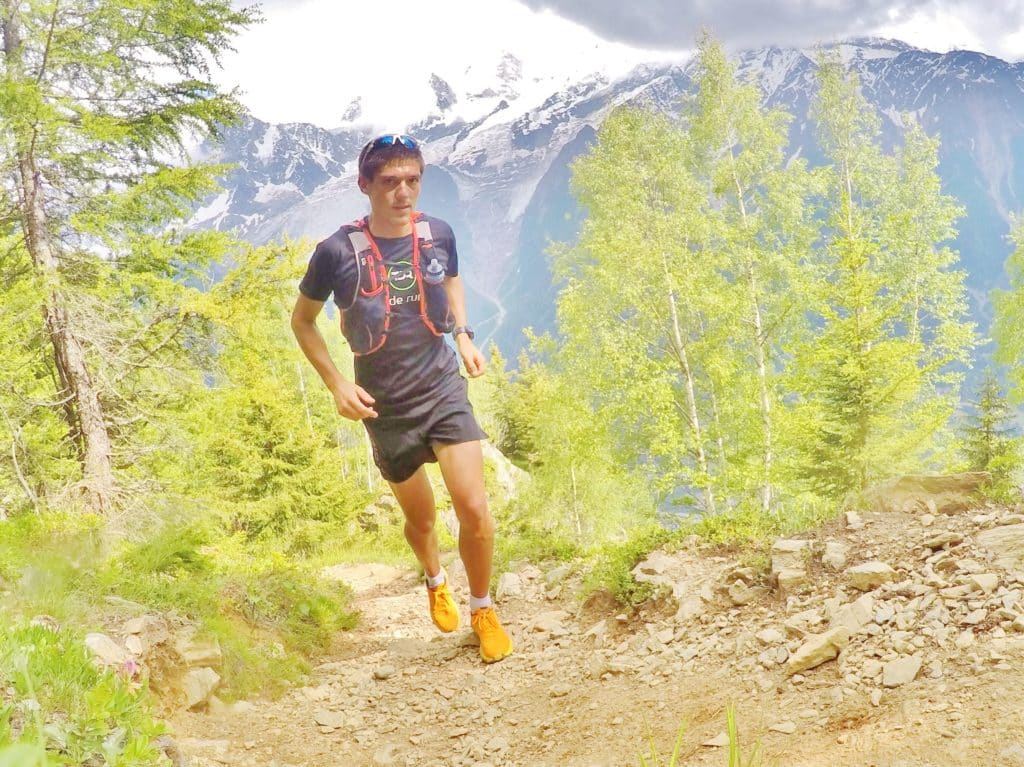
[360,159,422,228]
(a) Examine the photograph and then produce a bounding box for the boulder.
[846,562,898,591]
[785,627,851,675]
[496,572,523,600]
[822,541,849,570]
[977,524,1024,570]
[882,655,923,688]
[84,633,131,668]
[861,472,989,515]
[183,667,221,710]
[830,594,875,634]
[771,539,811,579]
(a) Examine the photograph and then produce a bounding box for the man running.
[291,134,513,663]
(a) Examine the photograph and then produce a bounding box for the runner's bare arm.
[290,294,377,419]
[444,275,486,377]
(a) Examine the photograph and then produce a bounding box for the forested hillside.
[2,5,1024,766]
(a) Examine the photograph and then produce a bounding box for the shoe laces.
[473,607,500,634]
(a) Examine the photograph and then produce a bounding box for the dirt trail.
[173,499,1024,767]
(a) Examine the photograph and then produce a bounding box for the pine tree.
[0,1,255,512]
[795,57,974,497]
[960,371,1022,485]
[994,215,1024,402]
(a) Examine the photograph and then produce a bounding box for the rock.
[545,565,571,586]
[962,609,987,625]
[675,596,705,623]
[373,743,401,766]
[728,582,767,605]
[777,568,809,594]
[373,665,397,680]
[771,539,811,577]
[174,630,222,669]
[84,633,131,668]
[183,667,221,710]
[313,709,345,729]
[845,511,864,530]
[999,743,1024,765]
[702,732,729,747]
[830,594,875,634]
[883,655,923,688]
[495,572,523,600]
[633,551,674,577]
[861,472,989,515]
[30,615,60,632]
[977,524,1024,570]
[531,610,571,637]
[923,532,964,550]
[481,440,527,499]
[756,628,785,645]
[822,542,849,570]
[785,627,851,675]
[846,562,898,591]
[769,721,797,734]
[584,620,608,641]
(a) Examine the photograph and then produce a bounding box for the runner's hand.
[332,379,377,420]
[457,336,486,378]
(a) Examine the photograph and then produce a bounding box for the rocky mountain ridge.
[190,37,1024,355]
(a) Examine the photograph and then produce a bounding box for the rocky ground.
[166,475,1024,766]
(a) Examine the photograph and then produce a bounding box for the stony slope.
[172,480,1024,766]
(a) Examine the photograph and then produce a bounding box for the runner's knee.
[456,497,492,537]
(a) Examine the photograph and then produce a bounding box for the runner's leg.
[389,466,442,579]
[432,440,493,599]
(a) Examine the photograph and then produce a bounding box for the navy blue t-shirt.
[299,215,463,415]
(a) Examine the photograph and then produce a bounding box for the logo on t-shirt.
[387,260,420,306]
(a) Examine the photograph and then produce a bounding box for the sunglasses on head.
[358,134,421,172]
[371,134,418,150]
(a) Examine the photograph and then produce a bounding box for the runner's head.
[358,134,424,182]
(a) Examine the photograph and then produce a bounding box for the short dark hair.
[358,135,424,181]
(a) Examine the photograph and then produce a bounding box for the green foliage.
[0,623,165,766]
[959,371,1023,498]
[794,56,974,497]
[994,215,1024,404]
[635,705,765,767]
[0,0,259,513]
[582,525,671,606]
[489,332,659,548]
[0,513,359,699]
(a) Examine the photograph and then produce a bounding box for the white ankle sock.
[426,570,446,589]
[470,594,492,612]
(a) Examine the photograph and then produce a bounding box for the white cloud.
[217,0,674,130]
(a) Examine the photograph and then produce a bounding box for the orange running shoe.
[428,579,460,633]
[471,607,513,663]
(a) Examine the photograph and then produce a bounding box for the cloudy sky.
[218,0,1024,129]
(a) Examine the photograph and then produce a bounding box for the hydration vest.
[338,212,454,355]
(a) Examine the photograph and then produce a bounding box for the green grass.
[0,512,359,700]
[0,623,166,766]
[637,705,766,767]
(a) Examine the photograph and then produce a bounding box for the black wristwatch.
[452,325,475,340]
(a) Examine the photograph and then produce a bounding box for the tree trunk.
[663,254,715,514]
[731,163,773,514]
[5,8,115,513]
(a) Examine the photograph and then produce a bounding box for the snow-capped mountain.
[190,38,1024,355]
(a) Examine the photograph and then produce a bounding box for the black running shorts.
[361,379,487,483]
